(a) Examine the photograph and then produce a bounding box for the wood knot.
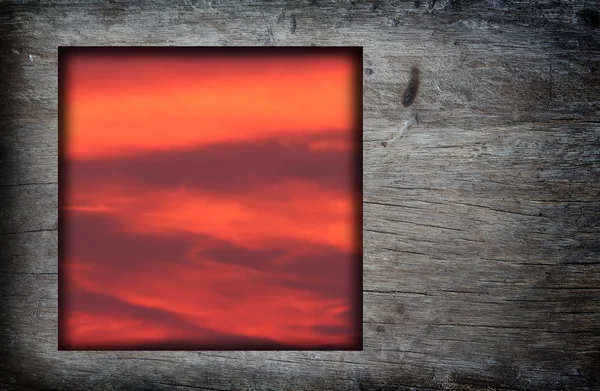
[401,66,420,107]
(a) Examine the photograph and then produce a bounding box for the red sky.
[59,48,362,350]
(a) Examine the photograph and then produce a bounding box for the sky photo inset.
[58,47,362,350]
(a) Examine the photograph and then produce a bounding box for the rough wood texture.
[1,1,600,389]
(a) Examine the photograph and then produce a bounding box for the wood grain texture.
[1,0,600,389]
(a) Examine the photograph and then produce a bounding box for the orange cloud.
[64,54,356,159]
[66,254,355,347]
[67,179,355,252]
[60,49,361,350]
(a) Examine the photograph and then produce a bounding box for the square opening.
[58,47,363,350]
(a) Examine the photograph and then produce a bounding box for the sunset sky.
[59,48,362,350]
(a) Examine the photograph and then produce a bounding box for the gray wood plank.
[1,1,599,389]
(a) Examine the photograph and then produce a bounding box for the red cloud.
[60,48,361,350]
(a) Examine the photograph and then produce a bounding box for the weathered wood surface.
[1,1,600,389]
